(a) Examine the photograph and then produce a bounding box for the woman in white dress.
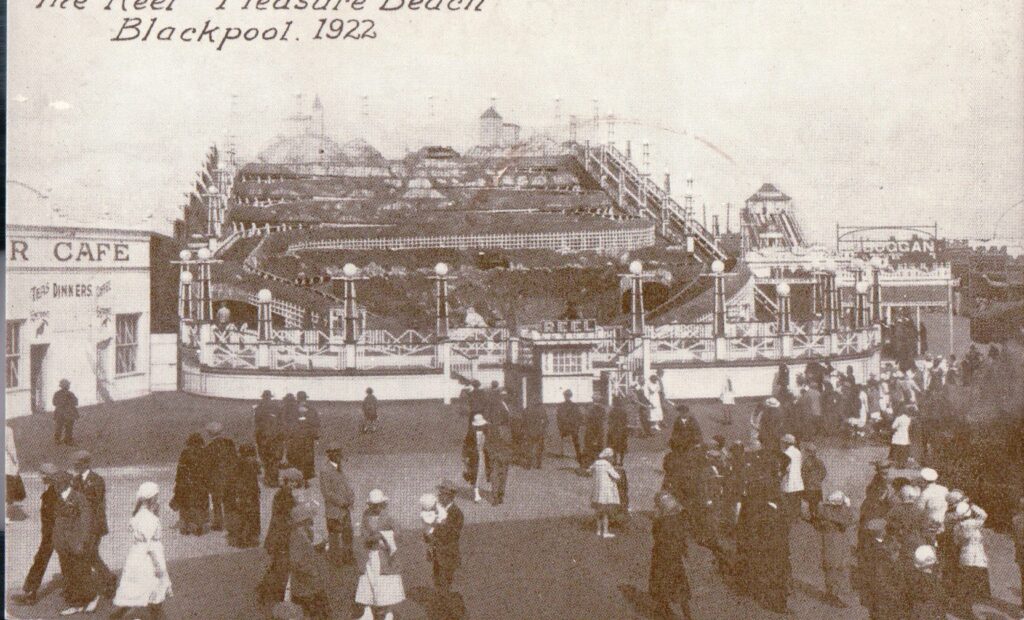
[111,482,172,619]
[588,448,621,539]
[719,378,736,425]
[644,375,664,432]
[355,489,405,620]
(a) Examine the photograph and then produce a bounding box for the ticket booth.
[526,319,599,404]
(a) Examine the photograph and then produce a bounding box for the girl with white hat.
[110,482,172,619]
[355,489,404,620]
[588,447,621,538]
[952,500,990,618]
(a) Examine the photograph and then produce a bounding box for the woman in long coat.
[588,447,621,539]
[607,397,630,467]
[649,492,692,620]
[227,444,261,548]
[258,468,301,605]
[170,433,208,535]
[355,490,405,620]
[111,482,173,619]
[815,491,853,607]
[283,394,318,484]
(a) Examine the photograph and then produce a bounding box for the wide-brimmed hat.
[781,434,796,445]
[946,489,965,505]
[954,501,971,518]
[765,397,780,408]
[205,421,223,435]
[136,482,159,501]
[367,489,388,504]
[913,545,937,569]
[598,447,614,460]
[471,414,488,427]
[865,518,887,533]
[920,467,938,482]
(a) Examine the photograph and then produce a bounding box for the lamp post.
[869,256,883,323]
[432,262,451,339]
[711,259,727,337]
[257,288,273,341]
[628,260,646,335]
[178,270,194,321]
[195,247,213,322]
[855,280,870,328]
[775,282,791,333]
[341,263,361,345]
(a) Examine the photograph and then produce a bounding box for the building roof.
[480,106,502,120]
[746,183,791,203]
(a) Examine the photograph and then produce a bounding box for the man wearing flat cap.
[319,441,355,567]
[556,390,584,466]
[429,480,464,598]
[52,379,79,446]
[53,471,100,614]
[15,463,64,605]
[71,450,116,596]
[203,421,237,532]
[253,390,283,487]
[288,503,330,619]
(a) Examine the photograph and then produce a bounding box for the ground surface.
[6,391,1024,619]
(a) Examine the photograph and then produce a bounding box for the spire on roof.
[747,183,791,203]
[480,106,502,120]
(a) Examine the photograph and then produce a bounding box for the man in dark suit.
[318,442,355,567]
[253,390,283,487]
[556,390,584,466]
[204,421,238,531]
[52,379,79,445]
[485,430,513,505]
[430,479,464,595]
[52,471,99,615]
[522,399,548,470]
[15,463,62,605]
[71,450,115,596]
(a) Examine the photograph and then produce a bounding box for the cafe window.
[550,350,583,374]
[6,321,22,389]
[115,313,140,375]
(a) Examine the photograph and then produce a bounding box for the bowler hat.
[765,397,780,408]
[261,390,273,399]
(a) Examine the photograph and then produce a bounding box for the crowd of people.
[7,353,1024,619]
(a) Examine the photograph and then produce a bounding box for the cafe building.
[5,223,156,417]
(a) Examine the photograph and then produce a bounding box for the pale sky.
[7,0,1023,244]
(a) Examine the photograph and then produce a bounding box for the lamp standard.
[432,262,451,339]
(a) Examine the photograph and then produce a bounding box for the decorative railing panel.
[649,337,715,364]
[209,343,259,369]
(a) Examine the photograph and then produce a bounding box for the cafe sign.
[7,234,148,269]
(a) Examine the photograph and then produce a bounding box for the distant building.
[501,122,521,147]
[480,106,502,147]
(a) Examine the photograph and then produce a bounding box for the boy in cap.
[52,379,79,446]
[71,450,116,596]
[16,463,63,605]
[288,504,330,619]
[319,441,355,566]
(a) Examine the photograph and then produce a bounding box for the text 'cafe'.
[5,224,157,418]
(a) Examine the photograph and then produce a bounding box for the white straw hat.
[471,414,488,427]
[367,489,388,504]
